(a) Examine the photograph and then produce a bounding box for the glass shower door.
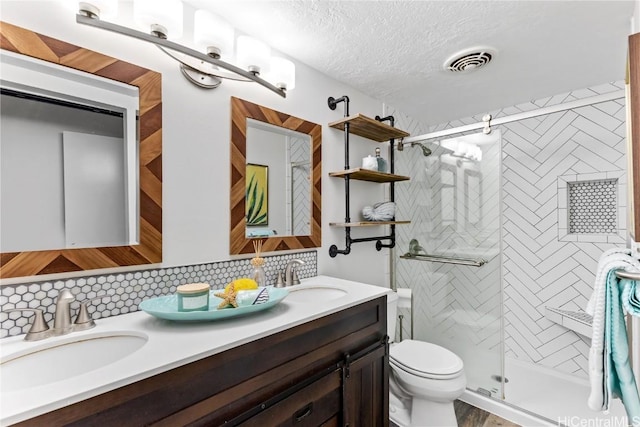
[394,130,503,398]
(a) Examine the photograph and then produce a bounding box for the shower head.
[397,141,432,156]
[412,142,432,157]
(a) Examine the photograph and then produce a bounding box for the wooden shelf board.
[328,114,410,142]
[329,220,411,227]
[329,168,410,183]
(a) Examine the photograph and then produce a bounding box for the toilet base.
[389,393,458,427]
[411,397,458,427]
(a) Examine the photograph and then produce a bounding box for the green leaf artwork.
[246,164,268,225]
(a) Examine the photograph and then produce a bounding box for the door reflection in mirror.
[0,50,139,252]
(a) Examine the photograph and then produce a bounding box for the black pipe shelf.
[326,95,411,257]
[329,168,410,183]
[329,114,410,142]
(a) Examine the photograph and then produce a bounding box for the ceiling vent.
[444,47,497,73]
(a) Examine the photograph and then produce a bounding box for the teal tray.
[139,287,289,321]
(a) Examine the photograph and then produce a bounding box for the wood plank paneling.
[0,22,162,278]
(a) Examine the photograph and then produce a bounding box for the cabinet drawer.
[239,368,342,427]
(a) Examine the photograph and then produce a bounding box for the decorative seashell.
[362,201,395,221]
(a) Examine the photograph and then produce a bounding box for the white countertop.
[0,275,390,426]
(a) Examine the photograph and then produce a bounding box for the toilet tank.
[387,291,398,343]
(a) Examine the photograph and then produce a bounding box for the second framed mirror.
[230,97,321,254]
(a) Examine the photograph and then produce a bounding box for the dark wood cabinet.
[15,297,388,427]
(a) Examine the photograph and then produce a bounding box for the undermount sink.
[1,331,148,393]
[286,284,348,303]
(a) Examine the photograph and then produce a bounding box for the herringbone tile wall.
[388,80,627,384]
[286,136,311,235]
[501,82,626,377]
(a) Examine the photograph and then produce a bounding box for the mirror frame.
[0,21,162,279]
[230,97,321,254]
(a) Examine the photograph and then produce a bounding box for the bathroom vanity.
[1,277,389,426]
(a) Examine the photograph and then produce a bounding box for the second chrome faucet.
[275,259,305,287]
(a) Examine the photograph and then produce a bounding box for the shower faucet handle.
[408,239,425,256]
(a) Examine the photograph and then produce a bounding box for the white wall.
[633,0,640,33]
[0,1,394,287]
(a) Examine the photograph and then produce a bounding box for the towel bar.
[401,238,487,267]
[615,270,640,280]
[399,252,487,267]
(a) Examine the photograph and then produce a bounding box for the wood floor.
[454,400,521,427]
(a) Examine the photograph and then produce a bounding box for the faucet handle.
[74,294,108,330]
[275,271,285,288]
[5,308,50,341]
[291,269,301,285]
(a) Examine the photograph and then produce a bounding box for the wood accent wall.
[629,32,640,240]
[0,22,162,278]
[626,31,640,376]
[230,97,321,254]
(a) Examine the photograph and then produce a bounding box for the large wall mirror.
[230,97,321,254]
[0,22,162,279]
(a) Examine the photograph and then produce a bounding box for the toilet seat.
[390,340,464,380]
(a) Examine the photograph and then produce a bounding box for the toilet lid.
[390,340,464,379]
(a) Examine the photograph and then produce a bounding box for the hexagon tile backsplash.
[0,251,317,338]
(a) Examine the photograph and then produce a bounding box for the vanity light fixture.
[75,0,295,97]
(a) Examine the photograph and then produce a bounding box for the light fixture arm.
[156,46,251,82]
[75,13,287,98]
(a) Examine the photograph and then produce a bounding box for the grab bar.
[399,252,487,267]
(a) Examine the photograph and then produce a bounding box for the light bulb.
[236,36,270,74]
[76,1,118,20]
[133,0,183,39]
[268,57,295,91]
[194,10,234,60]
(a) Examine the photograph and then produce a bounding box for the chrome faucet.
[52,289,75,335]
[283,259,305,287]
[8,289,102,341]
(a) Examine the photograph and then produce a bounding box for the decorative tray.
[139,287,289,321]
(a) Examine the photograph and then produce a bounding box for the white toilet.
[387,291,466,427]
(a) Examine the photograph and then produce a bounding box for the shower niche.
[326,95,411,257]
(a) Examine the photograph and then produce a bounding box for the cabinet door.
[343,342,389,427]
[239,368,342,427]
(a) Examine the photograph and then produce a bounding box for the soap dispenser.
[375,147,387,173]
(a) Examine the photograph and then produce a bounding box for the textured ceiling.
[185,0,635,126]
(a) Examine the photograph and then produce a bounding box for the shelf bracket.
[328,95,350,116]
[329,231,396,257]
